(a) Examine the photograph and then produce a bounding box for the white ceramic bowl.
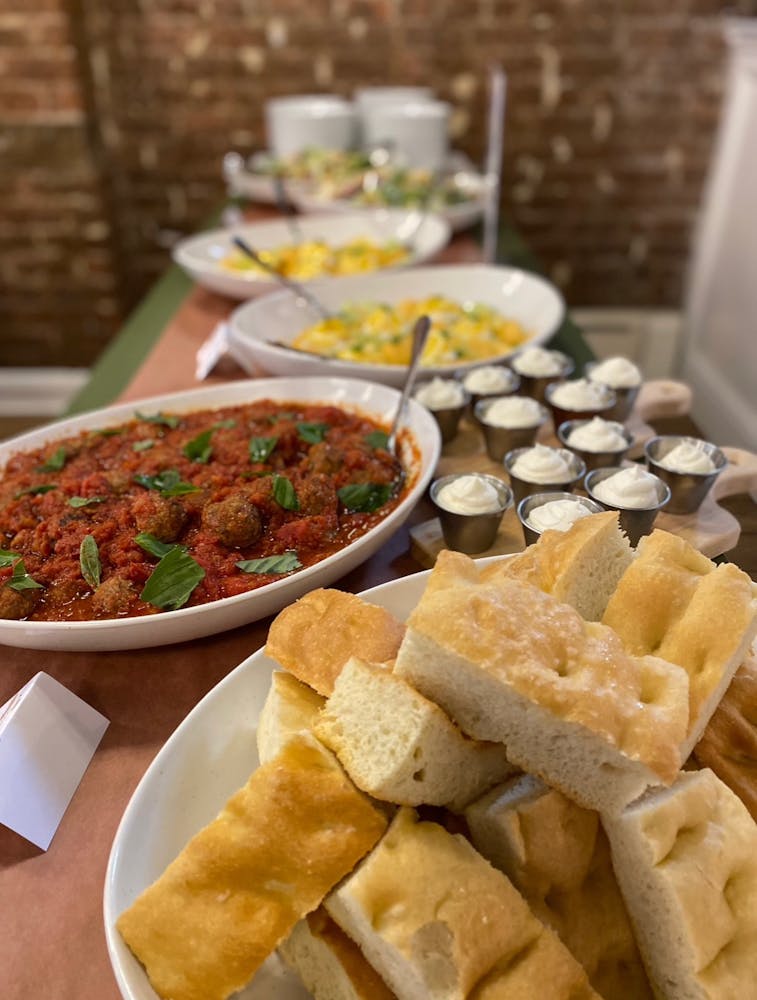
[362,100,451,171]
[228,264,566,388]
[354,85,435,113]
[264,95,357,158]
[0,377,440,651]
[172,210,451,300]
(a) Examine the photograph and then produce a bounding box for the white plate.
[291,189,486,234]
[228,264,566,389]
[0,377,440,651]
[172,210,451,300]
[103,562,497,1000]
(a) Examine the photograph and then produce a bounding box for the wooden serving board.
[410,381,757,567]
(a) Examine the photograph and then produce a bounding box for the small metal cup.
[644,436,727,514]
[557,418,634,472]
[510,351,575,403]
[461,365,520,415]
[544,380,617,429]
[415,384,470,444]
[475,396,549,462]
[431,473,513,554]
[585,360,642,421]
[504,447,587,507]
[585,466,671,546]
[517,491,606,546]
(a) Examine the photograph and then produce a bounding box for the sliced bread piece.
[694,652,757,821]
[314,656,516,810]
[257,671,325,764]
[280,908,396,1000]
[603,767,757,1000]
[266,588,406,696]
[464,775,652,999]
[394,549,690,814]
[117,734,388,1000]
[481,510,633,620]
[602,530,757,758]
[324,808,598,1000]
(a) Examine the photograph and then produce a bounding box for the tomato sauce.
[0,400,410,622]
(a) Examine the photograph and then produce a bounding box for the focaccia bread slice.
[257,670,325,764]
[117,734,388,1000]
[280,908,396,1000]
[266,588,406,695]
[481,510,633,621]
[465,775,652,999]
[694,653,757,821]
[324,808,598,1000]
[314,656,516,810]
[602,530,757,757]
[394,549,689,814]
[603,767,757,1000]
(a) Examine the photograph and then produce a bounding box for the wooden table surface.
[2,229,756,1000]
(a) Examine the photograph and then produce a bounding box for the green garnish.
[183,429,213,464]
[267,411,296,424]
[68,496,105,508]
[236,551,302,575]
[13,484,57,499]
[140,546,205,610]
[338,482,393,513]
[0,549,20,568]
[249,436,278,463]
[134,532,184,559]
[7,559,43,592]
[364,430,389,450]
[213,418,237,429]
[79,534,101,590]
[133,470,200,496]
[135,410,181,429]
[272,474,299,511]
[133,439,155,452]
[37,447,67,472]
[296,422,329,445]
[91,427,124,438]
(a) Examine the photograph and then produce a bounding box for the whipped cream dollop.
[482,395,544,429]
[592,465,661,509]
[414,377,466,410]
[526,498,596,534]
[463,365,516,395]
[657,440,717,475]
[511,346,565,377]
[435,475,503,515]
[588,356,642,389]
[567,417,627,453]
[510,444,574,483]
[549,378,612,411]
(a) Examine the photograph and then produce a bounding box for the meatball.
[297,473,338,517]
[202,493,262,548]
[91,575,135,617]
[132,494,188,543]
[305,442,345,476]
[0,583,40,620]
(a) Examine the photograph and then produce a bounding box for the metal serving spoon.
[231,235,332,321]
[387,314,432,455]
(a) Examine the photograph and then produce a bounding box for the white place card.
[0,672,109,850]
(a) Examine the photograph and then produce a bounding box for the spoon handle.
[232,236,331,321]
[387,314,432,454]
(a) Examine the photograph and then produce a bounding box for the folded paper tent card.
[0,672,109,850]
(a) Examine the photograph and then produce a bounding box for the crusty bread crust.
[256,671,325,765]
[117,735,387,1000]
[266,588,406,696]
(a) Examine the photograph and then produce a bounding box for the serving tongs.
[231,236,332,321]
[387,314,431,456]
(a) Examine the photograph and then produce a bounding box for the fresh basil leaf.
[213,418,237,429]
[68,496,105,508]
[133,439,154,452]
[135,410,181,429]
[267,411,295,424]
[134,532,183,559]
[272,474,299,511]
[296,422,329,445]
[249,436,278,463]
[91,427,124,438]
[7,558,43,592]
[338,482,393,512]
[14,484,57,499]
[0,549,20,568]
[183,429,213,464]
[133,469,200,496]
[365,430,389,450]
[79,534,101,590]
[37,446,67,472]
[140,546,205,610]
[236,551,302,575]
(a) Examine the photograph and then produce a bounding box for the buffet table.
[2,223,755,1000]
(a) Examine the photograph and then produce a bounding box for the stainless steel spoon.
[387,314,432,455]
[231,236,332,321]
